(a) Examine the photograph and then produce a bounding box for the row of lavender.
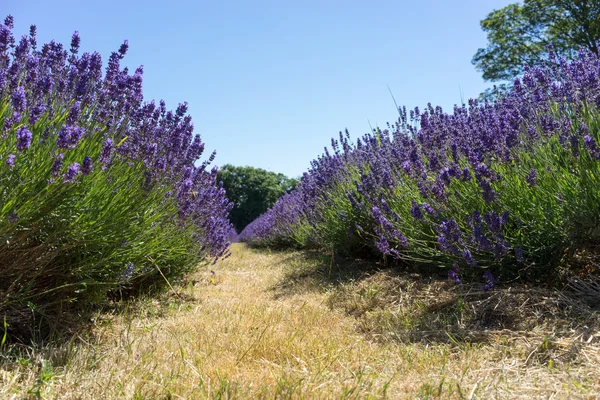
[0,16,233,336]
[241,48,600,283]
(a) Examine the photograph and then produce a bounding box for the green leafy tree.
[473,0,600,82]
[218,165,298,231]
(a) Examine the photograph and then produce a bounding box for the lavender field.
[2,11,600,398]
[240,46,600,288]
[2,10,600,341]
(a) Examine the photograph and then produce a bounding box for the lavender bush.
[241,46,600,283]
[0,16,233,337]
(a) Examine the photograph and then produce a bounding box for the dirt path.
[2,243,599,399]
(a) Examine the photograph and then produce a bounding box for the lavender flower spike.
[6,154,15,168]
[63,162,81,183]
[16,126,32,151]
[99,138,113,166]
[483,271,497,292]
[81,156,93,176]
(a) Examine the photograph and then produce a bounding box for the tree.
[473,0,600,82]
[217,165,298,232]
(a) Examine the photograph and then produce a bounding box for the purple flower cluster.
[81,155,93,175]
[5,153,15,168]
[448,263,461,284]
[121,262,134,283]
[482,271,497,292]
[15,126,32,151]
[63,162,80,183]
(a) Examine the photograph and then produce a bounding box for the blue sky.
[6,0,513,178]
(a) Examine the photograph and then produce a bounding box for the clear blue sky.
[6,0,513,178]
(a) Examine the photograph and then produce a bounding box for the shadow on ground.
[269,249,380,298]
[0,279,200,355]
[266,247,600,353]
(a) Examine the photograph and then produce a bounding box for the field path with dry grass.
[2,243,600,399]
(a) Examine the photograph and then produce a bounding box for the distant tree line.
[218,164,298,232]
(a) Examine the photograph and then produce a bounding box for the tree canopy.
[473,0,600,82]
[218,164,298,232]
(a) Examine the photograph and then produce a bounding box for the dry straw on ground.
[1,243,599,399]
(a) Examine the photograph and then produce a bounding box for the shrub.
[240,47,600,283]
[0,16,233,338]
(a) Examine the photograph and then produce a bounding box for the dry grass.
[1,243,599,399]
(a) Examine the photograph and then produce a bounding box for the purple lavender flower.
[570,135,580,157]
[501,210,510,225]
[29,24,36,48]
[482,271,497,292]
[448,270,461,284]
[421,202,437,217]
[66,101,81,125]
[437,219,463,255]
[471,219,491,252]
[118,40,129,58]
[448,263,461,284]
[99,138,113,166]
[178,178,193,201]
[484,211,504,234]
[56,125,84,149]
[0,26,11,55]
[8,213,18,224]
[394,230,409,248]
[431,180,446,201]
[12,86,26,113]
[410,200,423,220]
[10,112,22,125]
[583,135,600,158]
[121,262,134,282]
[439,167,451,185]
[70,30,80,54]
[6,154,15,168]
[526,168,537,186]
[16,126,32,151]
[63,162,80,183]
[51,153,64,177]
[375,237,390,254]
[515,247,524,263]
[176,102,188,118]
[29,104,46,124]
[4,15,14,28]
[81,155,93,176]
[480,179,496,204]
[380,199,392,214]
[463,248,476,266]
